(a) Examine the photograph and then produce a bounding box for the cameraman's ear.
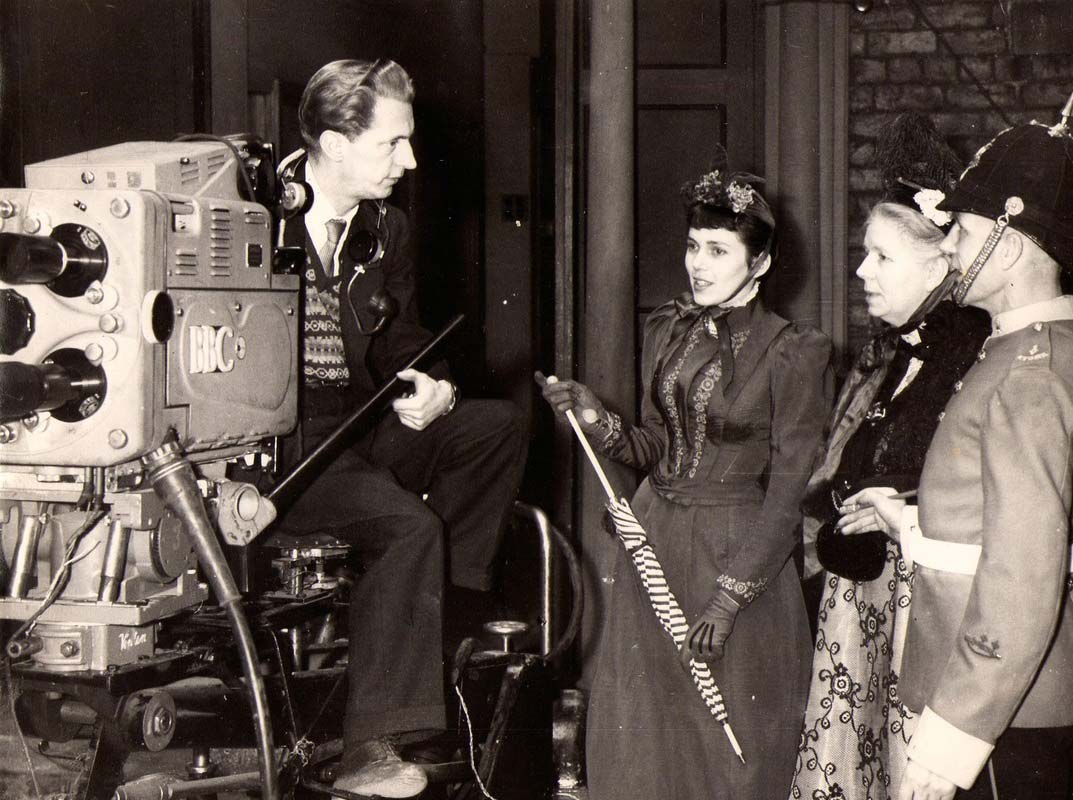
[319,130,349,163]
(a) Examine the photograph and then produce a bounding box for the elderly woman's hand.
[835,487,905,541]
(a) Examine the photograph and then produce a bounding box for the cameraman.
[275,59,526,798]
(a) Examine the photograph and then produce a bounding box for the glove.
[680,590,740,667]
[533,371,606,432]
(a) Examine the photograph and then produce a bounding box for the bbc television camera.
[0,139,583,800]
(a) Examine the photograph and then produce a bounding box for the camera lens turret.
[0,224,108,297]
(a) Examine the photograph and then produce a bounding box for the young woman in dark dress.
[540,163,830,799]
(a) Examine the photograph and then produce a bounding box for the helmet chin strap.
[952,200,1022,306]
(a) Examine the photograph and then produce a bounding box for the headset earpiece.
[346,228,385,265]
[345,200,388,267]
[276,150,314,218]
[280,180,314,216]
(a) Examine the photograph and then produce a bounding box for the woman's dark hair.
[686,201,777,265]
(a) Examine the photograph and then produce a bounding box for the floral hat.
[680,149,776,229]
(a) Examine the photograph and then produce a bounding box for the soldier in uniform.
[842,94,1073,800]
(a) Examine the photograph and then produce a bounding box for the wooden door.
[636,0,764,316]
[0,0,207,186]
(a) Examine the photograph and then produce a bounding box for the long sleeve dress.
[790,300,990,800]
[585,294,831,800]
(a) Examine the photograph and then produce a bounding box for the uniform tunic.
[586,295,830,800]
[900,297,1073,789]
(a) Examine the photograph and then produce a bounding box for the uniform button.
[977,349,987,361]
[1034,322,1043,332]
[953,381,963,393]
[938,411,946,422]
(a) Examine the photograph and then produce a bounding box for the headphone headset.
[276,149,397,334]
[276,149,389,268]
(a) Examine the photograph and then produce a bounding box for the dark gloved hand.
[534,371,606,433]
[680,590,740,667]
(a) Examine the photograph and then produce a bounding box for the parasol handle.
[544,375,619,501]
[564,407,617,502]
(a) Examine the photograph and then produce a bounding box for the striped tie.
[318,218,346,276]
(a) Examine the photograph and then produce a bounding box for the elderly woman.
[790,114,990,800]
[539,159,830,799]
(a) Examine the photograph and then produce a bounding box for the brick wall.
[845,0,1073,360]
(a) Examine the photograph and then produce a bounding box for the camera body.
[0,140,299,671]
[0,140,298,463]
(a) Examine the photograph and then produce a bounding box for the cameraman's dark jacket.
[283,159,450,404]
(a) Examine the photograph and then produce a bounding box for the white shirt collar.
[304,159,361,276]
[991,295,1073,337]
[901,329,922,346]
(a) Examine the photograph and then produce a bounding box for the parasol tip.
[1052,87,1073,135]
[723,722,746,764]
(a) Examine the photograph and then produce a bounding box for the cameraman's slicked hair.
[299,59,415,154]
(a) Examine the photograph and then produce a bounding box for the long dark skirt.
[586,479,810,800]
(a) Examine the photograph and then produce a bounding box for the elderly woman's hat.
[876,112,961,230]
[937,91,1073,268]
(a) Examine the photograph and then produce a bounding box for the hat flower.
[684,168,756,214]
[913,188,952,228]
[726,181,756,214]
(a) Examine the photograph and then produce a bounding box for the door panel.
[637,104,726,308]
[637,0,726,67]
[635,0,760,314]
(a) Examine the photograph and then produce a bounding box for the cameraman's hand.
[534,371,605,432]
[393,369,454,430]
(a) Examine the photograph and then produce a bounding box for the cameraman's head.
[299,59,416,208]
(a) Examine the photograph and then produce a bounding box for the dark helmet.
[937,95,1073,268]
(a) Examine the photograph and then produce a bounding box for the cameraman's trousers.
[276,389,527,751]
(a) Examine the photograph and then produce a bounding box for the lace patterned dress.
[790,302,989,800]
[585,295,830,800]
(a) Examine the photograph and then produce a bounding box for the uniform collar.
[990,295,1073,337]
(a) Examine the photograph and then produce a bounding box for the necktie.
[317,218,346,279]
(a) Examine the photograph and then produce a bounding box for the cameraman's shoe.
[334,736,428,798]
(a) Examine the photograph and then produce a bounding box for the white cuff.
[907,706,994,789]
[899,505,920,568]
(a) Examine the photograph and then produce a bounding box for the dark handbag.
[816,474,914,582]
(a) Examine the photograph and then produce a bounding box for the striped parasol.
[562,402,745,763]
